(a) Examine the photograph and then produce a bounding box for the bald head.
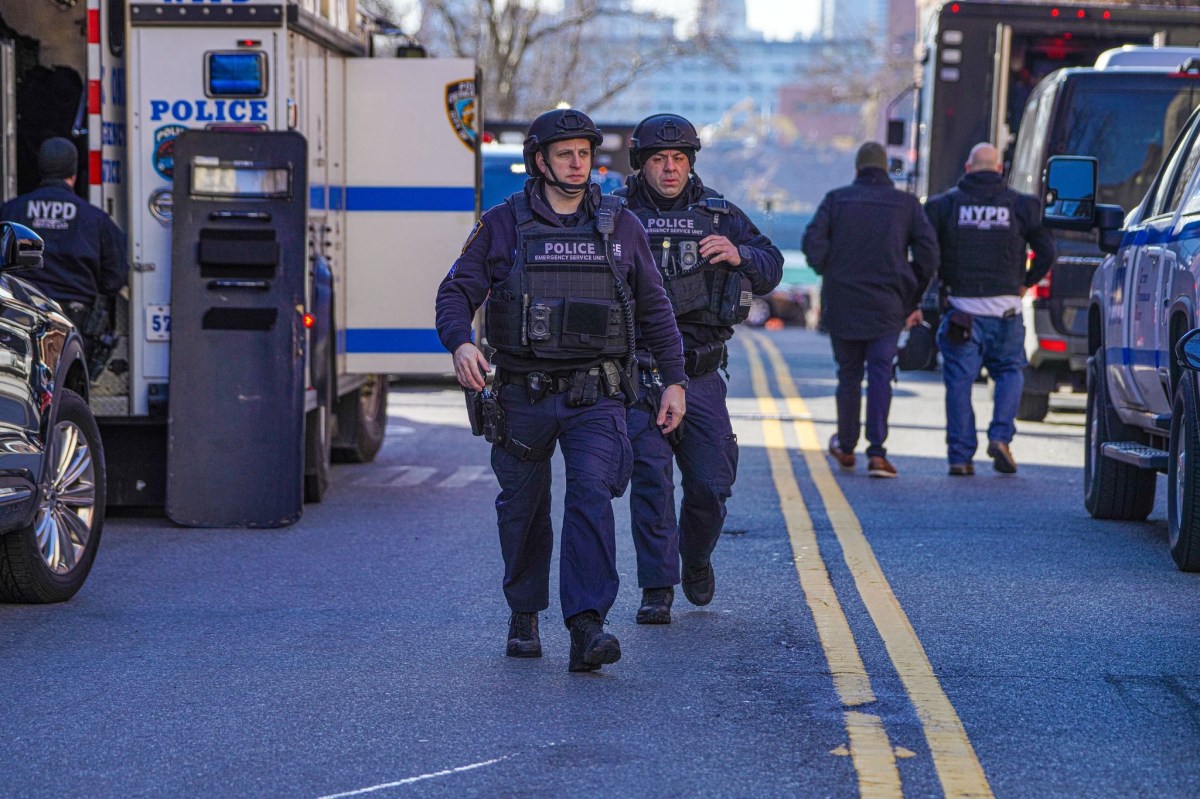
[966,143,1002,174]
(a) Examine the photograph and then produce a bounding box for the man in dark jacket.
[924,142,1056,475]
[802,141,939,477]
[435,109,686,673]
[0,137,127,371]
[614,113,782,624]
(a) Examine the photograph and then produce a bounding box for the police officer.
[0,137,127,373]
[435,109,687,673]
[614,113,782,623]
[924,142,1056,475]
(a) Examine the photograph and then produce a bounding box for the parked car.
[1046,101,1200,570]
[0,221,106,602]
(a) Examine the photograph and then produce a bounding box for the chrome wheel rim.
[35,419,97,575]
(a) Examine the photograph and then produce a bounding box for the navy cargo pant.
[627,369,738,588]
[491,380,633,624]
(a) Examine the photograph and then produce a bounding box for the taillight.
[1033,271,1052,301]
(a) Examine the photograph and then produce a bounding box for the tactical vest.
[485,192,630,360]
[942,189,1026,297]
[630,194,752,326]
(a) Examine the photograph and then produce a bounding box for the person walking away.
[924,142,1056,476]
[435,109,687,672]
[802,141,939,477]
[0,137,128,375]
[613,113,782,624]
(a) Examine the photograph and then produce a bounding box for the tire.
[1168,378,1200,571]
[0,389,106,603]
[1016,390,1050,422]
[332,374,388,464]
[1084,354,1155,520]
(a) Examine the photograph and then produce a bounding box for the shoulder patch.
[460,221,483,255]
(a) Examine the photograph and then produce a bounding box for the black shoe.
[681,561,715,606]
[506,611,542,658]
[567,611,621,673]
[635,587,674,625]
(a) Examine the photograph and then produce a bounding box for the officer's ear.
[534,149,547,177]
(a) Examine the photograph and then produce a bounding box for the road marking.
[747,331,993,799]
[315,754,512,797]
[437,465,492,488]
[741,335,899,797]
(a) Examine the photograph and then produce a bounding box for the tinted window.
[1148,108,1200,218]
[481,153,527,211]
[1053,78,1200,213]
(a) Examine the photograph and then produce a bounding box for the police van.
[0,0,478,525]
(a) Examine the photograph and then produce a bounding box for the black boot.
[567,611,621,673]
[681,561,715,606]
[635,586,674,625]
[506,611,542,658]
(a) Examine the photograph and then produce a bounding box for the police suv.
[1047,102,1200,571]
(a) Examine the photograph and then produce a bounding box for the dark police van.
[1008,54,1200,420]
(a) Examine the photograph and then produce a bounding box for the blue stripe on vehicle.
[1106,345,1165,368]
[344,186,474,212]
[310,185,326,210]
[346,328,444,354]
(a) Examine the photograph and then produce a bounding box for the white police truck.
[0,0,479,525]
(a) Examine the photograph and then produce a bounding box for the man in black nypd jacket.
[1,137,127,371]
[435,109,687,673]
[613,114,782,624]
[924,142,1056,476]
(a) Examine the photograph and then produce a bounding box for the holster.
[947,309,973,344]
[684,341,728,377]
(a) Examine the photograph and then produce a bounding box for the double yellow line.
[740,331,992,799]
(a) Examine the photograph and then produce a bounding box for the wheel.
[303,400,332,503]
[332,374,388,464]
[1084,354,1155,520]
[0,389,106,603]
[1016,389,1050,422]
[1168,377,1200,571]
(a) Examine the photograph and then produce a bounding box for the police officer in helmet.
[1,137,128,375]
[614,113,783,623]
[435,108,687,672]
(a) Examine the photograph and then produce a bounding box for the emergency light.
[207,52,266,97]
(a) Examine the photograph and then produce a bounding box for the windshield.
[1054,78,1200,211]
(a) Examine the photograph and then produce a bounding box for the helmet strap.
[539,147,590,195]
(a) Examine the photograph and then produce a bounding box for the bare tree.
[418,0,724,120]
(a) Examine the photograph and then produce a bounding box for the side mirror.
[886,119,906,147]
[1175,327,1200,371]
[0,222,43,271]
[1094,204,1127,254]
[1042,155,1098,231]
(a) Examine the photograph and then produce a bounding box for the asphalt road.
[2,327,1198,798]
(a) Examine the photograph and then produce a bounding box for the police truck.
[0,0,479,526]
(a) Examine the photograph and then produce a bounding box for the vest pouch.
[718,273,753,325]
[664,268,709,316]
[485,296,526,351]
[560,298,620,352]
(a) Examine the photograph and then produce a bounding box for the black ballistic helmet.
[522,108,604,177]
[629,113,702,170]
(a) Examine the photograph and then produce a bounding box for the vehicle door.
[1124,119,1200,415]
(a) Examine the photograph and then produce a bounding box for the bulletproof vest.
[942,189,1025,297]
[486,192,630,360]
[630,194,752,326]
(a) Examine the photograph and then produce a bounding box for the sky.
[634,0,821,41]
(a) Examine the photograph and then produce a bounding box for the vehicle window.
[1176,137,1200,216]
[1053,79,1200,215]
[1148,109,1200,218]
[1009,82,1054,196]
[1167,137,1200,216]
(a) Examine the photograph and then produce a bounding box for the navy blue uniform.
[0,180,127,305]
[617,173,783,590]
[436,180,685,624]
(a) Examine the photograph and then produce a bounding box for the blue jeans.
[936,312,1027,466]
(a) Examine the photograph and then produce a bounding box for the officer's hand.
[453,342,491,391]
[657,383,686,435]
[905,310,923,329]
[699,235,742,268]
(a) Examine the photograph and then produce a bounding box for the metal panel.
[343,58,477,375]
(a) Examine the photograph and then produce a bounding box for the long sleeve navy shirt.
[436,179,686,386]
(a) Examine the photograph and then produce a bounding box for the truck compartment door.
[342,58,478,375]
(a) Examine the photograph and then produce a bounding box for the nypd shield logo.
[445,79,477,150]
[153,124,188,180]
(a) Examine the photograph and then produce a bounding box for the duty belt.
[684,342,728,377]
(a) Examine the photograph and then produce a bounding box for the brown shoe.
[828,435,855,470]
[948,463,975,476]
[867,456,897,478]
[987,440,1017,474]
